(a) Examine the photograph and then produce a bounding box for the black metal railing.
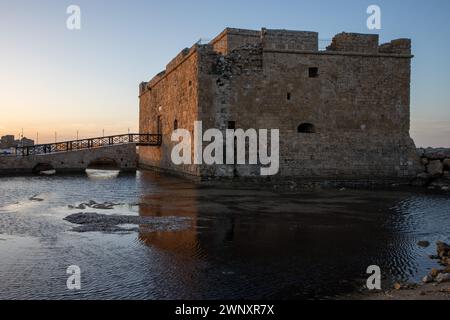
[15,133,162,156]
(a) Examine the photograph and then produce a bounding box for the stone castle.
[139,27,421,181]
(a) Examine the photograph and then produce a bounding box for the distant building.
[0,135,15,148]
[19,137,34,147]
[0,135,34,149]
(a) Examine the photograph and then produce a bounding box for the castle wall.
[139,28,421,181]
[139,47,201,176]
[216,50,419,179]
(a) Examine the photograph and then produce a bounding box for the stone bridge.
[0,144,138,175]
[0,133,161,175]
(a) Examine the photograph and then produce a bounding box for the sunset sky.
[0,0,449,146]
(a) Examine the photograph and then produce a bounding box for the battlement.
[326,32,412,55]
[261,28,318,51]
[141,27,412,96]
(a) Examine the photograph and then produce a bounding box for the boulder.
[437,241,450,258]
[430,268,442,278]
[393,282,402,290]
[422,275,434,283]
[421,158,429,166]
[444,159,450,170]
[427,160,443,177]
[435,273,450,283]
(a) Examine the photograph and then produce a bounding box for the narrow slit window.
[287,92,291,100]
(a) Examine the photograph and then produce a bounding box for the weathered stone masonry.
[139,27,421,181]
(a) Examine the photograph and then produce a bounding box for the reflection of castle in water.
[138,173,200,257]
[136,172,419,298]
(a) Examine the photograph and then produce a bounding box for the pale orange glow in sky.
[1,1,449,147]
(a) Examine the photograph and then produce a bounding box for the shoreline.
[347,283,450,300]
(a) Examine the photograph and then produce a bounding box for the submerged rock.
[417,240,430,248]
[29,195,44,202]
[68,200,122,210]
[64,212,191,233]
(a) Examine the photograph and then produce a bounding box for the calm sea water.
[0,171,449,300]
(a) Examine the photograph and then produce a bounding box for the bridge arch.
[86,158,120,171]
[32,163,55,175]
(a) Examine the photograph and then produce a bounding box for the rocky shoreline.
[413,148,450,191]
[350,241,450,300]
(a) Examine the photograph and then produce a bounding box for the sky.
[0,0,449,146]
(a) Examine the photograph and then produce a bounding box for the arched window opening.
[298,123,316,133]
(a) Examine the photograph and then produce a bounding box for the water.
[0,171,449,300]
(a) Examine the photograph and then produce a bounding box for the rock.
[427,160,443,177]
[435,273,450,283]
[430,268,442,278]
[417,240,430,248]
[429,179,450,190]
[422,275,434,283]
[393,282,402,290]
[444,159,450,170]
[421,158,429,166]
[440,257,450,266]
[437,241,450,258]
[29,195,44,202]
[64,212,191,233]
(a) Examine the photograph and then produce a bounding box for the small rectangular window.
[287,92,291,100]
[228,121,236,130]
[309,67,319,78]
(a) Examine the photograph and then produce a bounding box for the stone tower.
[139,28,421,182]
